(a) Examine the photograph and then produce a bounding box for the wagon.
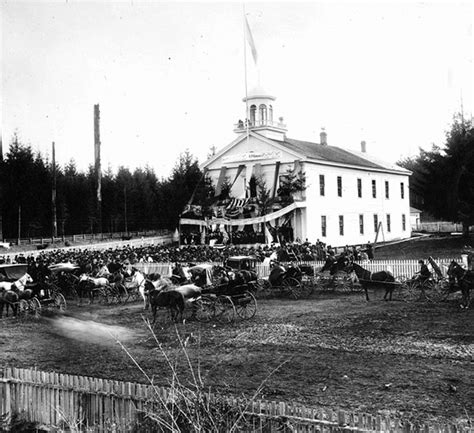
[29,281,67,316]
[188,262,258,324]
[400,257,452,302]
[256,261,312,300]
[47,262,81,300]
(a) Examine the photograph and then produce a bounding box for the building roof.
[410,206,422,213]
[276,137,410,173]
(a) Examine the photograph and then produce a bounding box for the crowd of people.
[0,238,375,281]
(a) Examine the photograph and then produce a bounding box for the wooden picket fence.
[133,258,462,280]
[0,367,471,432]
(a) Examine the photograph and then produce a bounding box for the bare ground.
[1,289,473,428]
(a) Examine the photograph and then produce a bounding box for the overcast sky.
[2,1,472,178]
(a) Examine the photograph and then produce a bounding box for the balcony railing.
[234,119,287,130]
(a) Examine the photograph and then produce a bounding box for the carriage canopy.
[0,264,29,282]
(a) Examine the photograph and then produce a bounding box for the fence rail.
[133,258,463,279]
[0,367,471,432]
[2,229,171,247]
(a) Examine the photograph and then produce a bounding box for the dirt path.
[1,293,473,427]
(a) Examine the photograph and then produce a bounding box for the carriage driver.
[414,260,432,284]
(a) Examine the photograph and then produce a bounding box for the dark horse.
[145,280,201,323]
[0,289,20,317]
[346,261,395,301]
[447,260,473,308]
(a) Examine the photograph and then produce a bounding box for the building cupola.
[234,84,287,141]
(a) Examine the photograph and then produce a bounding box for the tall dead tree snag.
[94,104,102,234]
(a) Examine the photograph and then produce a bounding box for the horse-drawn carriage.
[191,262,257,323]
[152,261,258,324]
[0,263,66,319]
[256,260,312,300]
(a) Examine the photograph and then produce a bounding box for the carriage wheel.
[52,293,67,312]
[17,299,30,320]
[400,280,421,302]
[256,279,272,299]
[234,292,257,320]
[283,277,302,300]
[215,296,235,324]
[301,277,315,297]
[28,298,42,319]
[194,295,215,322]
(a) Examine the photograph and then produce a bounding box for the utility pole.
[94,104,102,235]
[52,141,58,238]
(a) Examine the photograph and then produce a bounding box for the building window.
[319,175,325,196]
[359,214,364,234]
[402,214,406,231]
[400,182,405,199]
[249,105,256,126]
[372,180,376,198]
[374,214,378,232]
[259,104,267,125]
[321,215,327,237]
[386,214,391,232]
[385,181,389,199]
[269,105,273,122]
[339,215,344,236]
[357,178,362,198]
[337,176,342,197]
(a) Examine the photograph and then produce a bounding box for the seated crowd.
[0,238,373,279]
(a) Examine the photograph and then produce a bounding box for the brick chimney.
[361,140,367,153]
[320,128,327,146]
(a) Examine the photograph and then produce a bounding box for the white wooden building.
[199,86,411,246]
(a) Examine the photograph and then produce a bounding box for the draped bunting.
[179,201,304,227]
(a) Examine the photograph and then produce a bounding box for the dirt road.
[1,291,472,427]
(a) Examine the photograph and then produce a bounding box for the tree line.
[397,114,474,237]
[0,134,209,239]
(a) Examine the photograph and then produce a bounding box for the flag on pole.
[244,15,258,64]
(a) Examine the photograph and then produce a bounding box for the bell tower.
[234,85,287,141]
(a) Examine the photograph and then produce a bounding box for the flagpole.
[242,4,250,145]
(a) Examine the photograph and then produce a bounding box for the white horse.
[0,273,33,292]
[79,274,109,288]
[123,269,147,308]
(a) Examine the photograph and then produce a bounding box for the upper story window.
[357,178,362,198]
[337,176,342,197]
[372,180,376,198]
[359,214,364,234]
[269,105,273,122]
[259,104,267,125]
[373,214,378,232]
[249,105,256,126]
[400,182,405,199]
[402,214,406,231]
[321,215,327,237]
[386,214,391,232]
[385,181,390,199]
[339,215,344,236]
[319,175,325,196]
